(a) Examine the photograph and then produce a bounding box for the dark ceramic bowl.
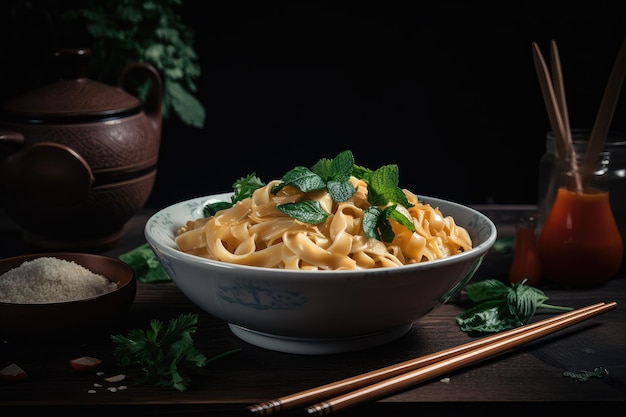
[0,252,136,338]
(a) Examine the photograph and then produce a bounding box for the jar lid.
[0,49,141,123]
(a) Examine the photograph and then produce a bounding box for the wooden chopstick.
[549,40,582,193]
[248,301,615,416]
[550,40,573,154]
[581,36,626,186]
[532,40,583,192]
[532,41,568,164]
[305,302,616,415]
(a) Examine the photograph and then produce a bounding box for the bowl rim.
[0,252,136,306]
[146,193,498,276]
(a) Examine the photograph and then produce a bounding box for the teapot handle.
[0,129,24,145]
[0,129,25,165]
[2,142,94,204]
[118,62,163,123]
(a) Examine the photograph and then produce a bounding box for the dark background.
[2,1,626,208]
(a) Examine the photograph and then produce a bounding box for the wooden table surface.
[1,205,625,416]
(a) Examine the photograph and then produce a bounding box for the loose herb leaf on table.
[119,242,170,283]
[111,313,240,392]
[456,279,573,334]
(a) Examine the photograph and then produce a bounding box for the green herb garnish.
[203,172,265,217]
[563,367,609,382]
[455,279,573,334]
[111,313,239,392]
[206,150,416,242]
[275,200,330,225]
[119,242,170,283]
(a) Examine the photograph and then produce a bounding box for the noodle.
[175,176,472,270]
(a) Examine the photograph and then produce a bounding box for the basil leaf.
[465,279,512,303]
[456,279,573,334]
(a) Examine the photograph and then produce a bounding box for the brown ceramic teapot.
[0,48,162,249]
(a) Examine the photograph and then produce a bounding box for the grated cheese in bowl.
[0,256,118,304]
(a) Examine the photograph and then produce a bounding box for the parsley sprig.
[455,279,573,334]
[111,313,239,392]
[203,172,264,217]
[202,150,416,242]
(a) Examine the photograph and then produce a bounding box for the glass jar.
[537,128,626,269]
[509,214,542,286]
[537,152,623,286]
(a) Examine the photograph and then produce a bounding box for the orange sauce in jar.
[537,186,623,285]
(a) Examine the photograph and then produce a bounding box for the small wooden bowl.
[0,252,136,338]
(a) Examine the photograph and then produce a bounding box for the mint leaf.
[377,207,396,243]
[205,150,420,243]
[367,165,412,207]
[327,150,355,182]
[363,206,382,239]
[351,164,373,182]
[275,200,330,224]
[310,157,333,179]
[271,166,327,194]
[367,205,417,243]
[326,180,356,202]
[387,207,416,232]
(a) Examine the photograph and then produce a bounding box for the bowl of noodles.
[145,151,497,354]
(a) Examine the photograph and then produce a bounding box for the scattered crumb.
[104,374,126,383]
[85,372,129,394]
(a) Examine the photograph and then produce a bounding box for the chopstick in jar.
[581,37,626,186]
[532,40,583,192]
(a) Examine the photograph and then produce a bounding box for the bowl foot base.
[228,323,413,355]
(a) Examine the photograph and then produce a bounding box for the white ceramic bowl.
[145,193,497,354]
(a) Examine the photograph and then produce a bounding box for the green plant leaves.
[456,279,573,334]
[62,0,205,128]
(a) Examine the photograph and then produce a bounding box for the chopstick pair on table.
[248,301,617,416]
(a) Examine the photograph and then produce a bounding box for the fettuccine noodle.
[175,177,472,270]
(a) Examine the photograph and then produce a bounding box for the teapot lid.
[1,48,141,122]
